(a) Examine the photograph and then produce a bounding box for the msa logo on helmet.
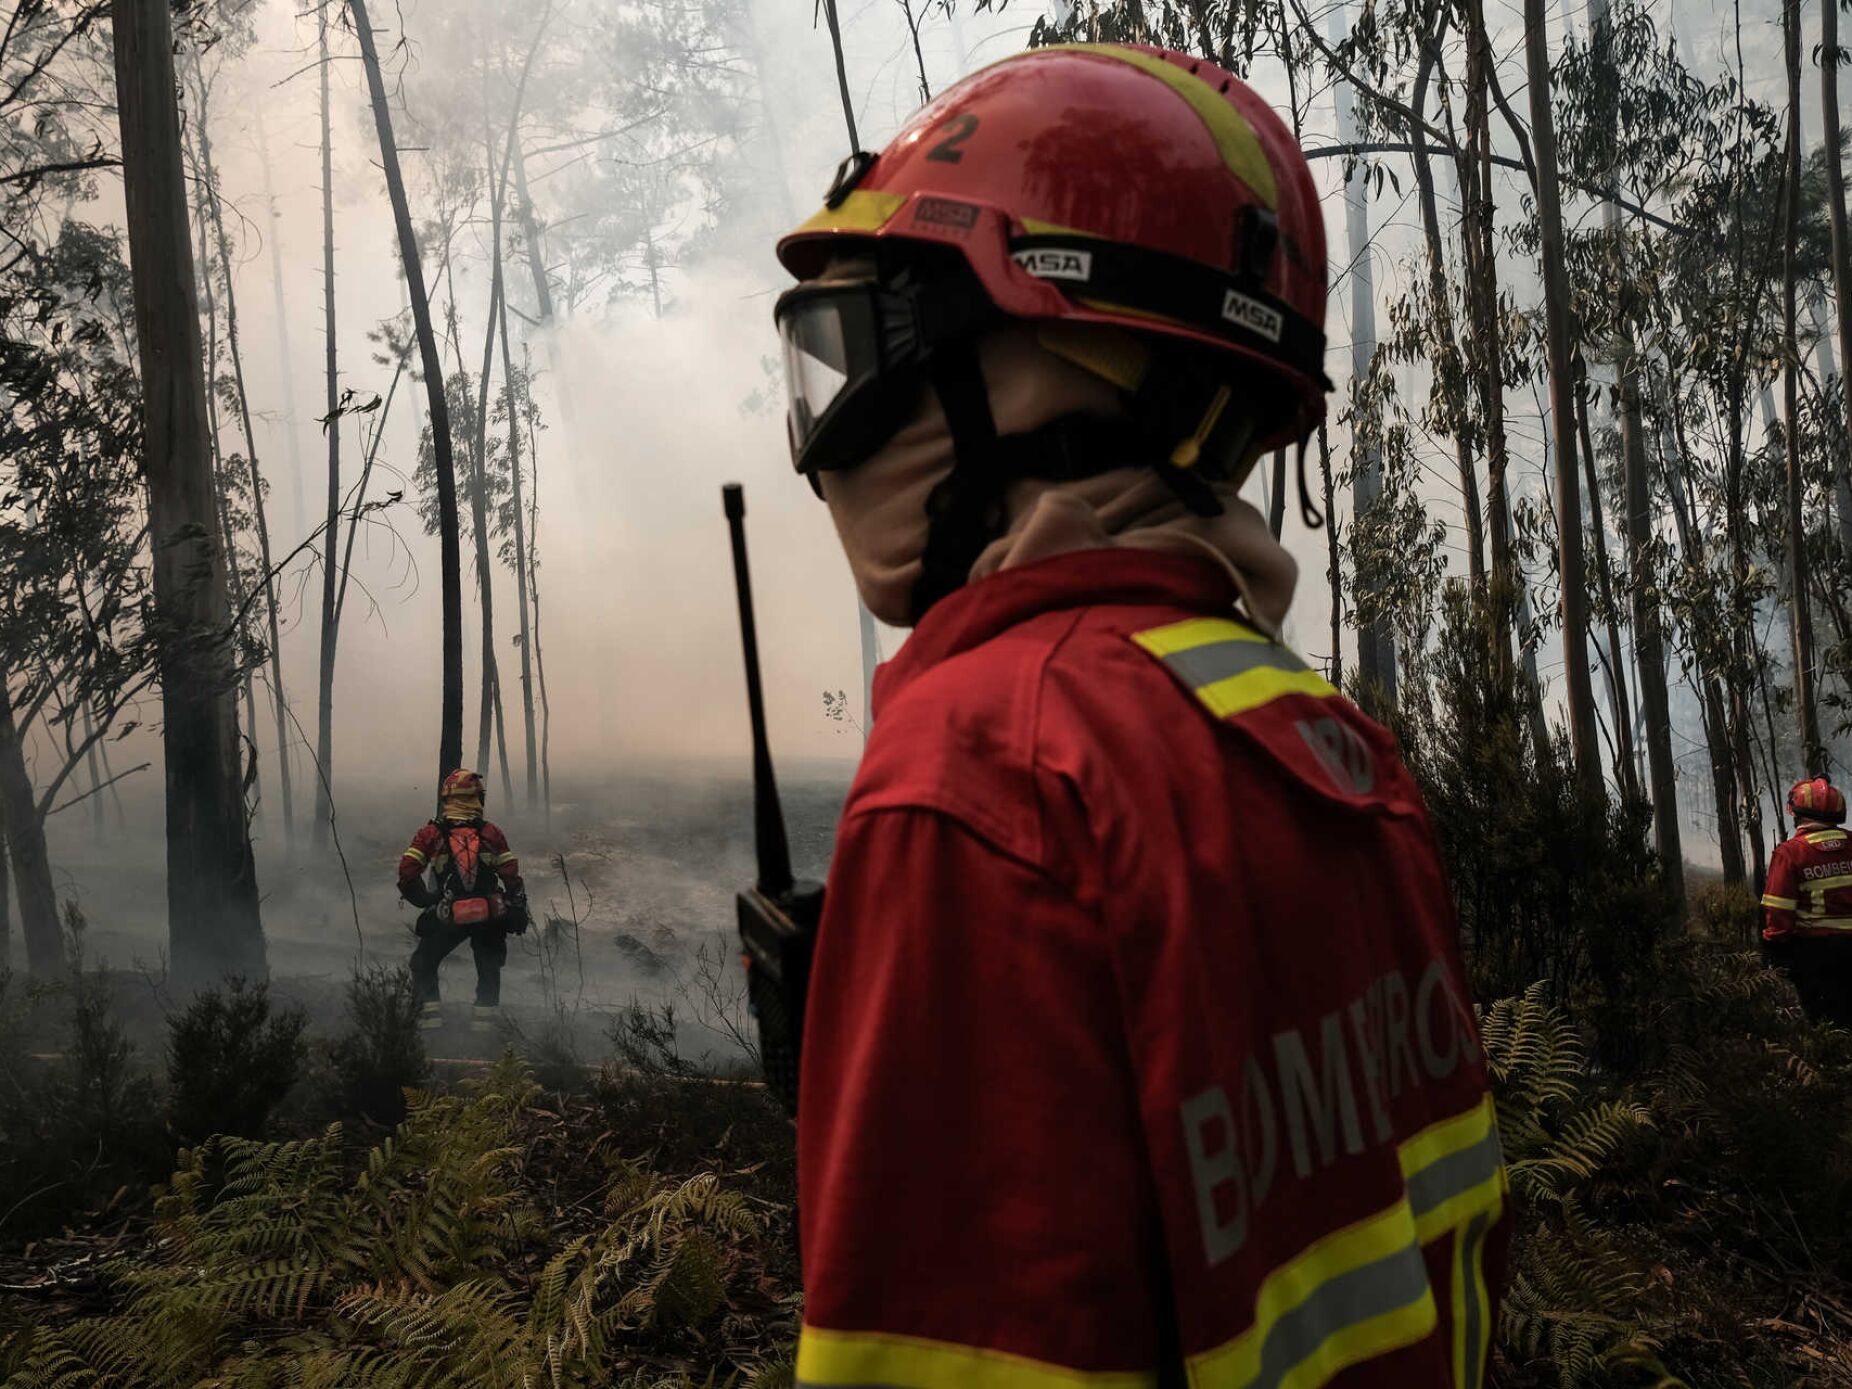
[1222,289,1285,344]
[1012,247,1093,283]
[911,197,981,231]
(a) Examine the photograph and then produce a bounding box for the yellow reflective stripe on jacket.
[1186,1198,1434,1389]
[1794,916,1852,931]
[1763,894,1798,910]
[1804,831,1847,846]
[1133,618,1339,721]
[1188,1095,1504,1389]
[1802,873,1852,895]
[796,1325,1156,1389]
[1449,1208,1497,1389]
[401,846,427,865]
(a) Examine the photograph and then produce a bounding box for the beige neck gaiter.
[820,323,1298,632]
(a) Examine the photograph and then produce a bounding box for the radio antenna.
[723,483,794,899]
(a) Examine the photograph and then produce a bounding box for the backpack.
[435,821,488,897]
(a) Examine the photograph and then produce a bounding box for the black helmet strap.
[911,339,1243,622]
[914,341,1008,622]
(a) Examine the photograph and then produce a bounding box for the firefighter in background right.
[1763,777,1852,1027]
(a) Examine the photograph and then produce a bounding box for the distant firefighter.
[397,768,528,1030]
[1763,776,1852,1027]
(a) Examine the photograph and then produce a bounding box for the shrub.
[1392,584,1675,1056]
[1685,881,1760,947]
[328,964,428,1126]
[166,976,308,1144]
[0,963,165,1245]
[608,997,692,1077]
[511,1001,589,1094]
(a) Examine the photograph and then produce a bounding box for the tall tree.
[0,684,60,974]
[498,288,539,809]
[1330,0,1396,699]
[111,0,264,982]
[314,4,340,843]
[192,58,294,839]
[1406,0,1487,587]
[349,0,465,783]
[1784,0,1823,770]
[1585,0,1682,896]
[1823,0,1852,564]
[1524,0,1600,788]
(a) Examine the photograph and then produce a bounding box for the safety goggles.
[774,274,993,479]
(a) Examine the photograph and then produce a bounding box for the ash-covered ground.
[34,760,855,1069]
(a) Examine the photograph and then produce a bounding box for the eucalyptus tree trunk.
[188,135,263,822]
[1319,422,1342,684]
[1587,0,1681,896]
[112,0,265,982]
[472,222,505,783]
[313,5,340,844]
[1804,293,1852,552]
[0,816,10,965]
[1786,0,1823,772]
[1462,0,1550,754]
[1621,346,1682,894]
[522,341,553,818]
[349,0,465,783]
[499,284,538,808]
[1523,0,1600,787]
[1408,0,1486,586]
[1572,362,1638,802]
[254,110,307,535]
[1330,0,1395,699]
[196,61,294,838]
[1655,382,1747,883]
[1822,0,1852,554]
[0,683,61,975]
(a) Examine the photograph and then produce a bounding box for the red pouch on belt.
[451,897,491,926]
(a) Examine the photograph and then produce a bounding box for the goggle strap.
[913,341,1009,622]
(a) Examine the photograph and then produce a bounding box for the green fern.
[0,1056,772,1389]
[1481,985,1684,1389]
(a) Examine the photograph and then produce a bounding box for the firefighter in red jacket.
[770,44,1509,1387]
[1763,776,1852,1026]
[398,768,527,1028]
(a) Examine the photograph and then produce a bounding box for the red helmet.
[1789,777,1846,824]
[776,44,1329,466]
[441,769,485,800]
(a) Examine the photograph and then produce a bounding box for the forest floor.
[7,774,1852,1384]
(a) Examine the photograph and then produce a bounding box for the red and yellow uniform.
[396,820,523,905]
[798,550,1509,1388]
[1761,813,1852,1027]
[1762,822,1852,940]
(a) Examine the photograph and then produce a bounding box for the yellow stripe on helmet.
[1049,44,1279,210]
[790,189,907,237]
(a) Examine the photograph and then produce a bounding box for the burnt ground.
[24,761,854,1068]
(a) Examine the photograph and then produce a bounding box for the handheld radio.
[724,483,825,1115]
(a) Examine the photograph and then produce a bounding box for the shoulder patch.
[1131,616,1410,810]
[1130,617,1338,718]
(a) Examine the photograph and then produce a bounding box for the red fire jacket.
[397,819,523,907]
[797,550,1508,1388]
[1763,822,1852,939]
